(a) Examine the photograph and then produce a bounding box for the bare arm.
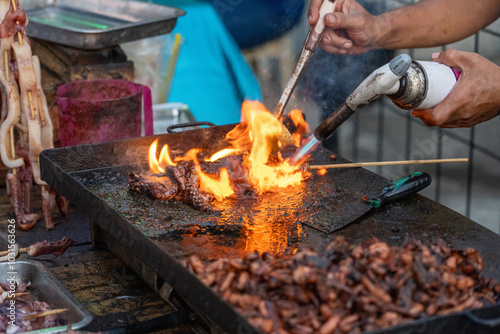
[377,0,500,49]
[308,0,500,53]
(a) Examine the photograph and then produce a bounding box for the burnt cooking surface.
[40,126,500,334]
[70,149,382,259]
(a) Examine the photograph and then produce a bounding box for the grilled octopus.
[128,161,214,212]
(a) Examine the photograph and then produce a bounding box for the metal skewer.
[274,0,337,119]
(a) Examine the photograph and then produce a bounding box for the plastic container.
[121,36,166,104]
[56,79,153,147]
[121,34,183,104]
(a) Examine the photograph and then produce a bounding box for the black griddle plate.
[71,159,376,238]
[40,124,500,334]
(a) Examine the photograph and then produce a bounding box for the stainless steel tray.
[0,260,93,333]
[21,0,185,49]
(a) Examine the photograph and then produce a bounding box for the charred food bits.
[185,237,500,334]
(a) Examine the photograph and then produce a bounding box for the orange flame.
[198,168,234,201]
[186,149,235,201]
[317,168,327,176]
[207,148,240,162]
[148,139,176,174]
[159,144,176,166]
[148,139,164,174]
[288,109,310,147]
[147,101,310,201]
[225,101,306,194]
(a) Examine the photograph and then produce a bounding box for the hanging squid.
[0,0,68,230]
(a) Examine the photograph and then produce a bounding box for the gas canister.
[387,61,461,110]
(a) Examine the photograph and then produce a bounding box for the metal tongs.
[274,0,337,119]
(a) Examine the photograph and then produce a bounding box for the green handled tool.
[362,172,432,208]
[301,171,432,234]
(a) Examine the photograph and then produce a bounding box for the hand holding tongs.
[274,0,337,119]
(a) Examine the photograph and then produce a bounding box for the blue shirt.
[146,0,262,125]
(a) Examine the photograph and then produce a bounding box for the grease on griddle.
[76,167,307,255]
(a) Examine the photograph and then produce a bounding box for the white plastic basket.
[153,102,196,134]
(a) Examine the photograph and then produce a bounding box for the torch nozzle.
[288,135,320,165]
[313,104,356,142]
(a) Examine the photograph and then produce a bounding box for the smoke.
[298,48,393,120]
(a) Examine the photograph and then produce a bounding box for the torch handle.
[305,0,337,51]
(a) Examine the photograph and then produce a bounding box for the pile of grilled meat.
[185,237,500,334]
